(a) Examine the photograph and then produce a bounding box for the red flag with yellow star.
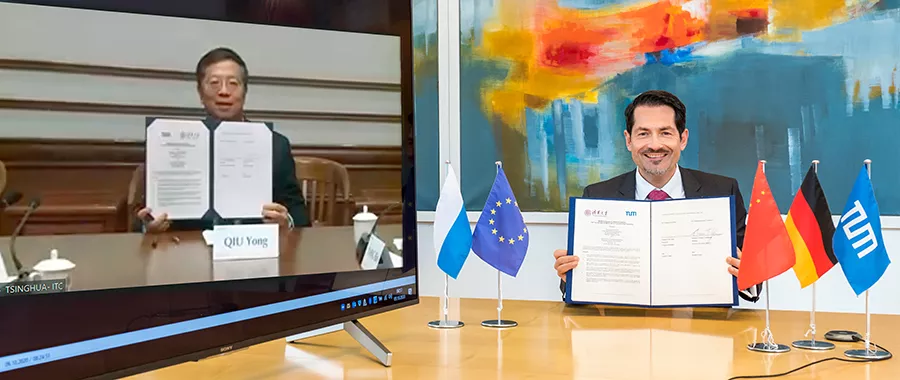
[737,161,796,290]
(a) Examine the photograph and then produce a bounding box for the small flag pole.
[845,159,890,360]
[792,160,834,351]
[481,161,517,329]
[428,272,464,328]
[748,160,790,353]
[429,160,464,329]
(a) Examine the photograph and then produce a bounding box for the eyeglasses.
[202,76,243,92]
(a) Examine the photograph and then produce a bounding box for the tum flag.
[785,164,838,288]
[833,165,891,296]
[471,165,529,277]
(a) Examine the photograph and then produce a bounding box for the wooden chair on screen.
[293,156,351,226]
[0,160,7,197]
[126,163,146,232]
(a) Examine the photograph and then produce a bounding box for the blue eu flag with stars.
[472,165,529,277]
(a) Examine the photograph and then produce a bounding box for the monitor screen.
[0,1,416,378]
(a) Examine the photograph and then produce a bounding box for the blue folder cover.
[564,196,739,308]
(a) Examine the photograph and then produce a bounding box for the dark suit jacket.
[560,166,761,302]
[138,118,311,231]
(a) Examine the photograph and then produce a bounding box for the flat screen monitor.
[0,1,417,379]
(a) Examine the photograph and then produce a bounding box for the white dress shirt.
[634,165,757,301]
[635,165,685,200]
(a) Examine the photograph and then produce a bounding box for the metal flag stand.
[481,161,517,329]
[481,270,517,328]
[428,160,464,329]
[748,160,790,353]
[792,160,835,351]
[428,273,465,329]
[844,159,890,360]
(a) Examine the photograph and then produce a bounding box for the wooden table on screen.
[0,224,403,292]
[0,191,126,235]
[127,296,899,380]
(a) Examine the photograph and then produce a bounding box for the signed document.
[565,196,737,307]
[145,119,210,220]
[145,118,273,221]
[213,122,273,219]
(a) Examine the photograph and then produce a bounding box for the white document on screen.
[145,119,210,220]
[213,122,273,219]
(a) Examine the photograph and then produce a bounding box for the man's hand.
[262,203,290,227]
[137,207,170,233]
[553,249,579,282]
[726,247,742,277]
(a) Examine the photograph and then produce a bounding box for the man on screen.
[136,47,310,232]
[552,90,762,302]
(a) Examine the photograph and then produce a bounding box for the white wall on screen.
[0,109,401,146]
[0,3,400,82]
[0,2,402,146]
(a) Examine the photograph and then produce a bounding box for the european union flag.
[833,165,892,296]
[471,165,529,277]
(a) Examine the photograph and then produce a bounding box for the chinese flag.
[737,161,796,290]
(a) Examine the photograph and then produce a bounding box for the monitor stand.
[286,320,391,367]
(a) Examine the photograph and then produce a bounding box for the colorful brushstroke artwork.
[413,0,900,214]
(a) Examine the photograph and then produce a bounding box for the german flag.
[785,164,837,288]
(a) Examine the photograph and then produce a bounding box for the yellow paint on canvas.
[771,0,846,31]
[480,28,534,65]
[481,66,602,131]
[477,1,612,131]
[707,0,771,40]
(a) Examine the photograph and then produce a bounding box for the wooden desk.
[129,296,898,379]
[0,224,403,293]
[0,191,126,235]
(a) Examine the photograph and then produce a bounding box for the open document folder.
[565,196,738,308]
[145,118,273,221]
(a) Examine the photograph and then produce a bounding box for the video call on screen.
[0,0,408,296]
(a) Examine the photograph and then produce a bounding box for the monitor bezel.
[0,0,418,378]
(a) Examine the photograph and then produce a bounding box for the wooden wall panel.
[0,138,401,235]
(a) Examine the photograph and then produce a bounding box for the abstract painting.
[414,0,900,215]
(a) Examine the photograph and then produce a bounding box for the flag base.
[845,349,891,360]
[747,343,790,353]
[481,319,517,328]
[427,320,464,329]
[791,339,835,351]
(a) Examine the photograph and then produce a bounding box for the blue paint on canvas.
[412,0,439,211]
[413,0,900,215]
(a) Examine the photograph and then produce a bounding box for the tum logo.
[840,200,878,259]
[625,210,637,217]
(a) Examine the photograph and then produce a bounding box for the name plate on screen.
[212,224,280,261]
[360,234,386,270]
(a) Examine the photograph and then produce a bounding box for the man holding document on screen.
[136,47,310,233]
[553,90,762,306]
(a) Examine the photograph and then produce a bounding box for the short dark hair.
[195,47,248,89]
[624,90,686,135]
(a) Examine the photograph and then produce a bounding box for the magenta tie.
[647,189,670,200]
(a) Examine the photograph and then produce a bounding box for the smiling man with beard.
[553,90,763,303]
